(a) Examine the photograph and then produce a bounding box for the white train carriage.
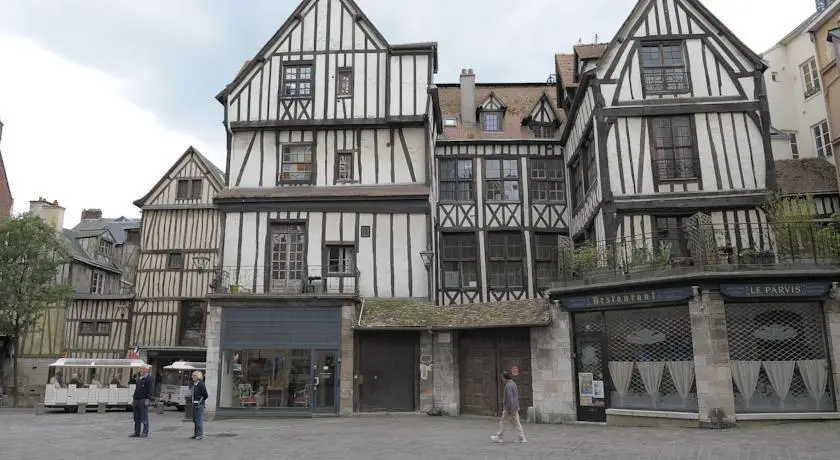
[43,358,147,413]
[159,360,206,411]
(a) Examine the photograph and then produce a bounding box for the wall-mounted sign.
[561,287,694,311]
[720,283,831,298]
[510,365,520,377]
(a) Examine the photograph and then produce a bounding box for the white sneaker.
[490,435,503,443]
[519,437,527,443]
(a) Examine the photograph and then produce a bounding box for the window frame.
[570,158,584,211]
[440,233,479,290]
[789,132,800,159]
[581,134,598,192]
[486,232,524,290]
[649,115,700,183]
[813,120,834,158]
[280,62,314,99]
[278,144,315,185]
[325,244,356,277]
[438,158,474,202]
[334,151,355,183]
[167,252,184,270]
[801,57,821,99]
[481,111,503,132]
[89,271,104,294]
[98,239,113,257]
[79,321,111,337]
[530,158,566,203]
[178,300,207,347]
[533,233,562,291]
[176,179,202,200]
[653,215,692,257]
[337,67,353,98]
[530,122,555,139]
[484,158,520,202]
[639,40,691,95]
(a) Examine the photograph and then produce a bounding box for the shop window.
[218,349,315,409]
[178,300,206,347]
[725,302,835,413]
[604,306,697,412]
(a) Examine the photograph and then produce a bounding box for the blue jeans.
[133,400,149,435]
[193,404,204,438]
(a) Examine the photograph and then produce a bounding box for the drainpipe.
[357,297,366,327]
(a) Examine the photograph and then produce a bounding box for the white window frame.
[801,57,821,99]
[90,271,104,294]
[813,120,834,158]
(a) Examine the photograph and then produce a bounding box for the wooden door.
[358,332,417,412]
[498,329,533,417]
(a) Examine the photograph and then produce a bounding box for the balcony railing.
[555,221,840,287]
[651,157,698,181]
[210,265,359,296]
[642,69,690,93]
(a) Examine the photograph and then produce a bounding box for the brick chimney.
[81,209,103,221]
[459,69,476,126]
[29,197,65,231]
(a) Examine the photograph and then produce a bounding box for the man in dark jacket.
[189,371,210,440]
[490,371,527,444]
[130,365,154,438]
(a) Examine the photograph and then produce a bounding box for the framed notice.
[592,380,605,399]
[578,372,594,397]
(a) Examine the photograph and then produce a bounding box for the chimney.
[81,209,103,221]
[817,0,835,11]
[28,197,65,231]
[459,68,476,126]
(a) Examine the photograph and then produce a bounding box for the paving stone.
[2,409,840,459]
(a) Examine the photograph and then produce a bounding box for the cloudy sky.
[0,0,820,227]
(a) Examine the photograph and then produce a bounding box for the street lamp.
[419,251,434,270]
[193,256,211,270]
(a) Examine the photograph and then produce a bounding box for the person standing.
[490,371,527,444]
[189,371,209,440]
[130,365,154,438]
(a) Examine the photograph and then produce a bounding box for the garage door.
[459,328,532,417]
[358,332,418,412]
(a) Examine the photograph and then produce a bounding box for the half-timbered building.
[204,0,438,419]
[132,147,224,373]
[542,0,840,428]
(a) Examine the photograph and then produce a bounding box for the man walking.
[490,371,527,444]
[130,365,154,438]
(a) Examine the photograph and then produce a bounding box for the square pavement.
[2,409,840,459]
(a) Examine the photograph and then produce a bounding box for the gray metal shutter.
[221,307,341,349]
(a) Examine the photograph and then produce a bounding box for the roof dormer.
[522,92,560,138]
[477,92,507,132]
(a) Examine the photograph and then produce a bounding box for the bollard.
[35,403,45,415]
[97,403,107,414]
[156,401,164,415]
[526,406,536,424]
[183,397,194,422]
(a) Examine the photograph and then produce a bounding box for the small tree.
[764,193,819,257]
[0,213,74,406]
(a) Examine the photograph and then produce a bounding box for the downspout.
[357,297,366,327]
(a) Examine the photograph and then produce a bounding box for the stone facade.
[203,305,222,420]
[530,306,576,423]
[417,331,459,415]
[339,304,354,415]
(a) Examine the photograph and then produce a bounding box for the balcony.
[209,265,359,297]
[554,220,840,289]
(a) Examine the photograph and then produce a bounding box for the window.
[439,159,473,202]
[651,116,698,180]
[530,158,565,203]
[79,321,111,336]
[570,160,584,210]
[279,145,314,183]
[360,226,371,238]
[482,111,502,132]
[179,300,206,347]
[790,132,800,159]
[640,42,689,93]
[487,233,523,289]
[801,58,821,99]
[89,271,104,294]
[441,234,478,289]
[282,63,313,98]
[98,239,113,257]
[443,117,457,127]
[582,135,597,190]
[531,122,555,139]
[335,151,354,182]
[326,245,355,276]
[337,68,353,97]
[485,159,519,201]
[218,349,316,409]
[771,72,778,82]
[167,252,184,270]
[654,216,690,257]
[176,179,202,200]
[534,233,561,290]
[813,120,833,158]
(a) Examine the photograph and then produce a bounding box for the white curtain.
[636,361,665,408]
[797,359,828,409]
[608,361,634,405]
[763,361,795,408]
[666,361,695,407]
[730,360,761,409]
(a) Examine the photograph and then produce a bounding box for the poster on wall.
[592,380,605,399]
[580,396,593,406]
[578,372,594,397]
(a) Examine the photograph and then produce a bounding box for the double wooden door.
[459,329,532,417]
[357,332,418,412]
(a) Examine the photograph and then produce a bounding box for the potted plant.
[755,249,776,264]
[229,284,241,294]
[738,248,756,264]
[571,243,599,276]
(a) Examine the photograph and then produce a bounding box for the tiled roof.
[215,184,429,200]
[554,54,576,87]
[59,229,121,274]
[356,298,552,330]
[72,217,140,245]
[436,84,563,140]
[574,43,609,60]
[775,158,839,194]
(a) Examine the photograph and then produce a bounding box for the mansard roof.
[436,83,563,141]
[775,158,839,195]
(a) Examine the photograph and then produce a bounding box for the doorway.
[357,332,418,412]
[459,328,532,417]
[268,224,306,293]
[312,349,338,413]
[572,312,608,422]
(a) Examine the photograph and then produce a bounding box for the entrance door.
[311,349,338,413]
[269,224,305,293]
[573,312,608,422]
[357,332,418,412]
[459,329,532,417]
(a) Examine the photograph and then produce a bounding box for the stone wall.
[821,294,840,411]
[530,305,576,423]
[419,331,459,415]
[203,304,222,420]
[339,304,354,415]
[418,332,434,413]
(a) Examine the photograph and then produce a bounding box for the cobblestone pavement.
[2,409,840,459]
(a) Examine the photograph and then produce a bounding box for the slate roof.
[356,298,552,330]
[574,43,609,60]
[215,184,429,200]
[72,217,140,245]
[435,83,563,140]
[554,54,575,88]
[59,229,121,274]
[775,158,839,195]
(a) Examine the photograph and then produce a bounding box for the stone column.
[432,331,459,415]
[339,304,355,416]
[530,305,576,423]
[689,289,736,428]
[418,332,434,413]
[821,294,840,410]
[203,304,223,420]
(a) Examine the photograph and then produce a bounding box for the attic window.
[531,122,555,139]
[443,117,457,127]
[481,111,502,132]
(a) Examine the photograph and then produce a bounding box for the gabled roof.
[574,43,608,61]
[60,228,122,274]
[775,158,839,195]
[72,217,141,245]
[133,146,224,208]
[521,92,559,126]
[809,0,840,33]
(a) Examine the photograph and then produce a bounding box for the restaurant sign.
[720,283,831,298]
[561,287,694,311]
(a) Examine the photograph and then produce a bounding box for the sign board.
[510,365,520,377]
[561,287,694,311]
[437,332,451,344]
[720,282,831,298]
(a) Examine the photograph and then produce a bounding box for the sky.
[0,0,822,227]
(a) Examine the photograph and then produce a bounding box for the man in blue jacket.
[490,371,527,444]
[130,365,154,438]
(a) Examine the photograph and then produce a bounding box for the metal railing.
[210,265,360,296]
[642,69,690,93]
[556,221,840,286]
[651,157,698,181]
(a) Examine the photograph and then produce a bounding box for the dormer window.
[531,122,555,139]
[99,239,113,257]
[482,111,502,132]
